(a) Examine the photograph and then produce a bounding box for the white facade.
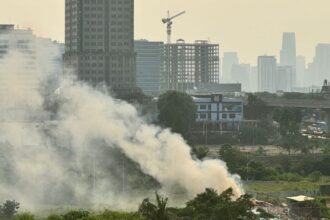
[192,94,243,124]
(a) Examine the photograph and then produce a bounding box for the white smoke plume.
[0,43,243,211]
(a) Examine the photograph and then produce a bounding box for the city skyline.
[1,0,330,64]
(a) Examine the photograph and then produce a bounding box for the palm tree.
[138,192,169,220]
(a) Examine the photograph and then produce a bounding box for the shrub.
[14,213,35,220]
[62,210,89,220]
[309,171,322,182]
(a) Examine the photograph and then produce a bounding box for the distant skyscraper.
[134,40,164,95]
[163,40,220,92]
[231,63,250,91]
[313,44,330,85]
[258,56,277,93]
[222,52,239,83]
[280,32,296,86]
[250,66,258,92]
[64,0,136,96]
[277,66,293,92]
[296,56,306,87]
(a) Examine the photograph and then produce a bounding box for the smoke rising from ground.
[0,46,243,211]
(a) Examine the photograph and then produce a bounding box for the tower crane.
[162,11,186,44]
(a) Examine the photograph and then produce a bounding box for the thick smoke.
[0,46,243,211]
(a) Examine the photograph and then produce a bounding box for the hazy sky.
[1,0,330,64]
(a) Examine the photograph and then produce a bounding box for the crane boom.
[162,10,186,44]
[170,11,186,20]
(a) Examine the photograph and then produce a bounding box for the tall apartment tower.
[280,32,296,86]
[64,0,136,96]
[258,56,277,93]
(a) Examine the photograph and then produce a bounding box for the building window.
[200,104,207,110]
[200,113,207,119]
[229,114,236,119]
[222,114,227,119]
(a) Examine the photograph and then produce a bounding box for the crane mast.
[162,11,186,44]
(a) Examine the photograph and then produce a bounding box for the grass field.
[244,180,328,193]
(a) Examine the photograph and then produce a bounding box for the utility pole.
[93,155,96,196]
[122,157,125,194]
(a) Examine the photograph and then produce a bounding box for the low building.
[286,195,320,219]
[192,94,243,130]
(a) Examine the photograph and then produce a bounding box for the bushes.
[309,171,323,182]
[46,210,144,220]
[277,172,303,182]
[62,210,90,220]
[0,200,20,220]
[14,213,35,220]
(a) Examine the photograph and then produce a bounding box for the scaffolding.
[162,39,219,92]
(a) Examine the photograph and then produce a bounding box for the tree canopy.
[139,188,258,220]
[158,91,197,138]
[273,108,305,154]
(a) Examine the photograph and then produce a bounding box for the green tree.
[244,94,269,120]
[192,146,209,160]
[139,192,169,220]
[273,108,304,154]
[177,188,257,220]
[158,91,197,138]
[0,201,19,220]
[218,145,247,174]
[309,171,322,182]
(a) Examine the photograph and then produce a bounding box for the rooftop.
[0,24,14,30]
[286,195,315,202]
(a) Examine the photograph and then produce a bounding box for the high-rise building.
[258,56,277,93]
[277,66,293,92]
[313,44,330,85]
[296,56,306,87]
[250,66,258,92]
[0,24,64,105]
[64,0,136,96]
[280,32,296,86]
[134,40,164,96]
[230,63,250,91]
[0,24,37,99]
[222,52,239,83]
[163,40,220,92]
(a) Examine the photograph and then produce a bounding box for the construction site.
[161,11,220,92]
